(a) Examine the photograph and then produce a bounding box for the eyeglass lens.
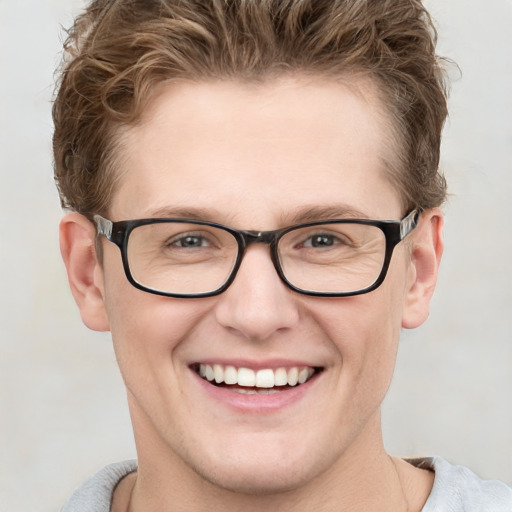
[125,221,387,296]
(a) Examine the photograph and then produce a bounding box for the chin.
[183,436,328,496]
[197,460,315,496]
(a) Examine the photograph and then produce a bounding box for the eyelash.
[295,230,354,249]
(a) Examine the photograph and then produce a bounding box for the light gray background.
[0,1,511,510]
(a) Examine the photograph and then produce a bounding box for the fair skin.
[60,77,443,511]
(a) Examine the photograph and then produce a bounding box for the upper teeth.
[198,364,315,388]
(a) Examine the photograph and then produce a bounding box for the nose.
[214,244,300,341]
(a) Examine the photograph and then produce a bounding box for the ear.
[59,212,110,332]
[401,208,444,329]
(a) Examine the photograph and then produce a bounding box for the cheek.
[101,257,213,384]
[312,266,407,405]
[326,297,401,374]
[103,289,218,441]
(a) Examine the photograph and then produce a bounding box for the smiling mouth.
[193,364,320,394]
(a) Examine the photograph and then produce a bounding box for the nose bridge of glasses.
[236,229,282,277]
[241,229,278,247]
[230,229,286,293]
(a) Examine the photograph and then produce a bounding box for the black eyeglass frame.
[94,209,421,299]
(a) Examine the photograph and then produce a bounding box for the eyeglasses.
[94,209,420,298]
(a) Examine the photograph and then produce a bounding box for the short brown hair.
[53,0,449,219]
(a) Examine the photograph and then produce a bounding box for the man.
[55,1,512,510]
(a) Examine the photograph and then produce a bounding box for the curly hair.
[53,0,449,219]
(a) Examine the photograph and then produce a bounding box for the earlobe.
[401,208,444,329]
[59,212,110,332]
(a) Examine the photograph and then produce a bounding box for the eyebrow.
[143,206,225,223]
[284,205,371,224]
[142,204,371,226]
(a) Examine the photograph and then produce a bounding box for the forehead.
[113,77,402,225]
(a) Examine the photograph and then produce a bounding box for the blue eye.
[178,236,205,247]
[302,232,349,249]
[306,234,336,248]
[171,234,209,248]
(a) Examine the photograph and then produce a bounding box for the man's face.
[89,78,427,492]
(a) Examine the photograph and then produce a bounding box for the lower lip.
[192,370,320,413]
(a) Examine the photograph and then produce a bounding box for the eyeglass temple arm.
[400,209,421,239]
[94,215,113,239]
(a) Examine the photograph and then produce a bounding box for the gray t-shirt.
[61,457,512,511]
